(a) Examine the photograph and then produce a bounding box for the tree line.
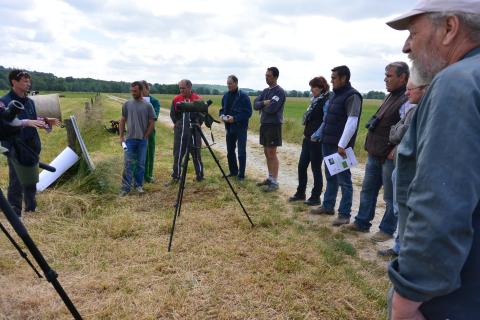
[0,66,385,99]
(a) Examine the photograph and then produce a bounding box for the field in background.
[114,93,381,162]
[0,94,389,319]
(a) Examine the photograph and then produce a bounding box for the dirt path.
[107,95,393,261]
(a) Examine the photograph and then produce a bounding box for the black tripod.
[0,182,82,319]
[168,121,254,252]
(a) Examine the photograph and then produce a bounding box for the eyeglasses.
[406,84,429,92]
[179,87,188,90]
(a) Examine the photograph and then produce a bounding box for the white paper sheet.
[36,147,80,192]
[323,147,358,176]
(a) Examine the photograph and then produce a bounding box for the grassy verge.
[0,94,389,319]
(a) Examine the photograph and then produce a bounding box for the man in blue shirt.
[219,75,252,181]
[386,1,480,319]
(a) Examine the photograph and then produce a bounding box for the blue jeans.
[226,125,248,178]
[354,155,397,235]
[392,168,400,253]
[122,138,148,192]
[321,143,353,218]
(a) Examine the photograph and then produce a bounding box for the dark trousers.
[296,138,323,199]
[7,157,37,216]
[172,118,203,180]
[226,126,248,178]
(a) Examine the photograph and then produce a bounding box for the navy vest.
[322,83,362,148]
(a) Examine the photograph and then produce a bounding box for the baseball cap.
[387,0,480,30]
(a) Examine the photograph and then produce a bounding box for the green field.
[0,94,389,319]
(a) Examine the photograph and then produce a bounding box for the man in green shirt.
[142,80,160,183]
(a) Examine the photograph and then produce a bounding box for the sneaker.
[195,176,204,182]
[256,179,272,187]
[226,173,237,178]
[377,248,398,258]
[262,183,279,192]
[371,231,393,242]
[332,216,350,227]
[288,194,306,202]
[304,198,321,206]
[309,207,335,215]
[119,190,129,197]
[236,175,245,181]
[136,186,145,194]
[164,179,179,187]
[343,223,369,233]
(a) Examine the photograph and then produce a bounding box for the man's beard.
[409,44,448,84]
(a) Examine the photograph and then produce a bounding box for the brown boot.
[309,207,335,215]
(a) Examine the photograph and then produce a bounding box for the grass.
[0,94,390,319]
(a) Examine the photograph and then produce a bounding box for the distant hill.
[0,66,258,95]
[193,83,256,95]
[0,66,384,98]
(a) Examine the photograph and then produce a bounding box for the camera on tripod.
[175,99,219,129]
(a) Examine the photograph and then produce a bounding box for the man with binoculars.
[345,62,409,241]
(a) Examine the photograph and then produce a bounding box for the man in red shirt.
[167,79,204,185]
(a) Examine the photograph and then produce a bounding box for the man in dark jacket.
[219,75,252,181]
[0,69,59,216]
[310,65,363,227]
[345,62,409,242]
[386,1,480,319]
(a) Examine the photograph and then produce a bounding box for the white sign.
[324,147,358,176]
[37,147,80,192]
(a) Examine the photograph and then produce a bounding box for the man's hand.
[338,147,347,158]
[226,116,234,123]
[387,147,396,160]
[392,291,425,320]
[26,119,47,128]
[263,100,271,107]
[119,136,125,145]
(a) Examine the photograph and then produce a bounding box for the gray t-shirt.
[122,99,155,139]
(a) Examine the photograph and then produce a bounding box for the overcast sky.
[0,0,417,92]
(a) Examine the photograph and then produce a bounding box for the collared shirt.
[388,47,480,317]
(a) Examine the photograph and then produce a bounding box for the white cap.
[387,0,480,30]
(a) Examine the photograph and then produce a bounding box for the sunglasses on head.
[15,71,30,80]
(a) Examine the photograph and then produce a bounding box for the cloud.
[63,47,93,60]
[0,0,417,92]
[256,0,417,20]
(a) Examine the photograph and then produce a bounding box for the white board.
[36,146,80,192]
